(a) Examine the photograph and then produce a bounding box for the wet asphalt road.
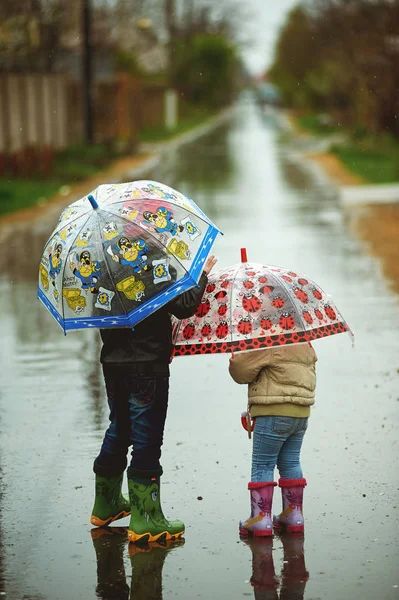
[0,96,398,600]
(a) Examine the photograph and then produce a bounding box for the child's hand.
[203,255,217,275]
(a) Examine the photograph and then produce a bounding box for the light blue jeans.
[251,415,308,482]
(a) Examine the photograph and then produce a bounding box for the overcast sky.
[241,0,301,75]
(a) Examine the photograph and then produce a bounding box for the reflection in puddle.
[243,533,308,600]
[91,527,185,600]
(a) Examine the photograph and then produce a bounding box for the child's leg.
[252,416,295,482]
[276,418,308,479]
[94,365,131,477]
[127,373,169,473]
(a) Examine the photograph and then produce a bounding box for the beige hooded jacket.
[229,344,317,418]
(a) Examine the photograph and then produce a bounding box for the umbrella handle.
[241,411,255,432]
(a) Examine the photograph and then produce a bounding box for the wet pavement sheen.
[0,97,398,599]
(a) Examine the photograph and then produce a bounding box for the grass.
[138,104,216,143]
[0,143,128,217]
[0,179,63,216]
[296,111,399,183]
[330,143,399,184]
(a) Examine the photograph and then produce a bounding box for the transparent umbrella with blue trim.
[38,180,221,333]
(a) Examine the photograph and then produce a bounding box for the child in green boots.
[91,255,217,543]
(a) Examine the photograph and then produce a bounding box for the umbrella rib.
[92,214,131,320]
[229,262,242,351]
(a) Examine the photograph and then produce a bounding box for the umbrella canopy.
[172,248,352,356]
[38,180,221,332]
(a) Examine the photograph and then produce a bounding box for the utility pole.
[82,0,93,144]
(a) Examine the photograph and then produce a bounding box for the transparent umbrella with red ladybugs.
[172,248,353,357]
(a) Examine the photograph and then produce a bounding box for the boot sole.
[127,529,184,544]
[273,522,304,533]
[90,510,131,527]
[239,526,273,537]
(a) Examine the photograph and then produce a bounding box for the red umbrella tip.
[240,248,248,263]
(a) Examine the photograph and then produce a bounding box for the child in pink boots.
[229,344,317,536]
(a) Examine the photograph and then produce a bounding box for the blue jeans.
[94,365,169,477]
[251,416,308,482]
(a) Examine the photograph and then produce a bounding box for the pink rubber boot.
[240,481,277,537]
[273,478,307,533]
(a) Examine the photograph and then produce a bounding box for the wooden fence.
[0,73,174,177]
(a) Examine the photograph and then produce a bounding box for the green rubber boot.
[127,471,185,544]
[90,474,131,527]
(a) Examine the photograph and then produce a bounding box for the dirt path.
[306,152,399,297]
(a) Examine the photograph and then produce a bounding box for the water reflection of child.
[90,255,217,545]
[229,344,317,536]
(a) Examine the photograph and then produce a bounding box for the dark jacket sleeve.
[167,272,208,319]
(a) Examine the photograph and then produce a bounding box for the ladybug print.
[219,273,229,280]
[237,317,253,335]
[272,296,285,309]
[214,290,228,304]
[312,288,323,300]
[245,270,256,277]
[259,284,274,294]
[182,323,195,340]
[288,271,297,277]
[302,310,313,325]
[278,312,295,330]
[218,303,228,317]
[216,321,229,339]
[324,304,337,321]
[221,279,231,289]
[314,308,324,321]
[195,298,211,318]
[243,279,254,290]
[298,278,308,286]
[242,293,262,313]
[201,323,212,338]
[258,275,268,284]
[293,287,309,304]
[281,275,293,283]
[260,316,273,330]
[206,283,216,294]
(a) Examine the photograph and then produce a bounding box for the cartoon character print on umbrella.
[195,298,211,318]
[182,322,196,340]
[108,236,149,274]
[302,310,313,325]
[272,296,285,309]
[216,321,229,339]
[143,207,183,236]
[260,315,276,333]
[214,290,228,304]
[243,279,254,290]
[141,183,178,201]
[324,304,337,321]
[242,292,262,313]
[312,287,323,301]
[201,323,213,339]
[259,284,275,294]
[206,283,216,294]
[218,303,228,317]
[69,250,101,294]
[237,317,253,336]
[293,286,309,304]
[48,243,63,288]
[278,312,295,331]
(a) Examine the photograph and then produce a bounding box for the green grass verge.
[296,112,399,183]
[0,144,127,217]
[330,143,399,184]
[138,105,216,143]
[0,179,64,217]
